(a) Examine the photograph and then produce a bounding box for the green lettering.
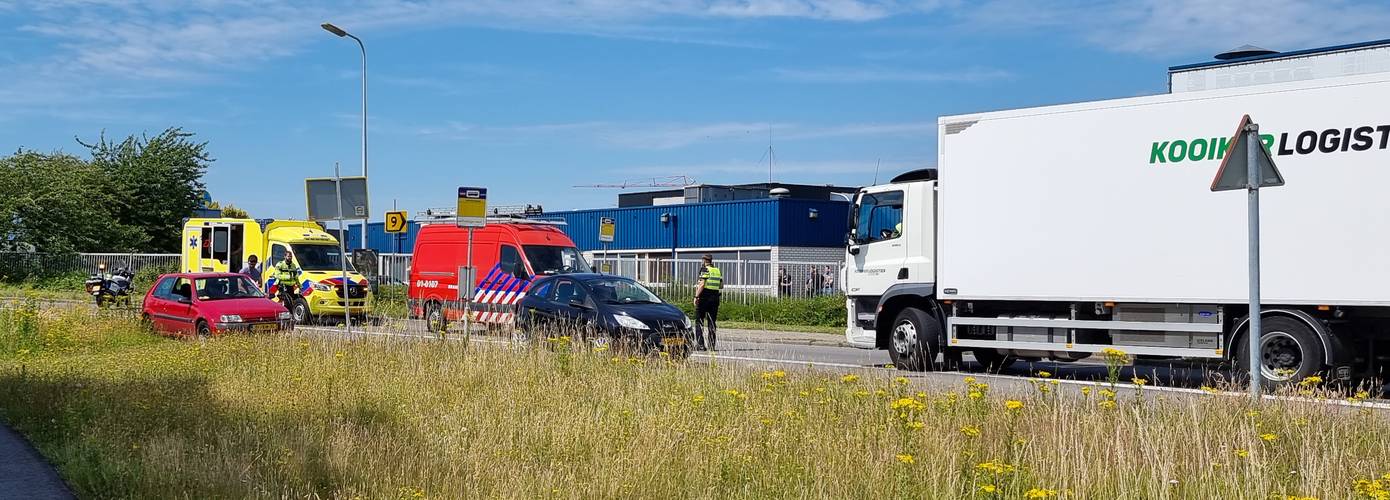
[1168,140,1188,163]
[1150,141,1169,164]
[1188,138,1208,161]
[1207,137,1220,160]
[1216,136,1230,159]
[1260,134,1275,153]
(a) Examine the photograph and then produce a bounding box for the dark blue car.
[516,273,692,356]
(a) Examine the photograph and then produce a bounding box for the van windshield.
[291,244,356,272]
[523,245,592,275]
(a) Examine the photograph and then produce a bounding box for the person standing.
[691,254,723,351]
[822,265,835,295]
[239,255,261,286]
[778,268,792,296]
[809,267,825,297]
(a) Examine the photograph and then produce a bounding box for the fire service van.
[843,40,1390,382]
[408,215,591,332]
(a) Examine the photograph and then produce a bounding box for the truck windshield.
[291,244,356,272]
[852,191,904,244]
[523,245,592,275]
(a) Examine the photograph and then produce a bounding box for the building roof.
[1168,38,1390,72]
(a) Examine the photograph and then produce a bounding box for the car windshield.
[196,276,265,301]
[523,245,592,275]
[585,278,662,304]
[291,244,355,272]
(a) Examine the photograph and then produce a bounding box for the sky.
[2,0,1388,219]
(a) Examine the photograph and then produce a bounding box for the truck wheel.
[1237,316,1325,384]
[425,302,448,333]
[972,348,1017,373]
[887,307,941,372]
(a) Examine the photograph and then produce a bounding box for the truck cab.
[182,218,373,323]
[845,170,938,351]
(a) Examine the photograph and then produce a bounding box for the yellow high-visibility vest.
[700,266,723,291]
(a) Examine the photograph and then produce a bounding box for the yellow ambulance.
[181,218,373,322]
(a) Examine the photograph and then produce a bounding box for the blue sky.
[2,0,1387,219]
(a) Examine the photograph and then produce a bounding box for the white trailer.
[844,41,1390,382]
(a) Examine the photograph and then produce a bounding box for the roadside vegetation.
[1,303,1388,499]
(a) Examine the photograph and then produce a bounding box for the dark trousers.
[694,293,720,349]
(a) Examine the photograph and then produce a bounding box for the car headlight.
[682,316,693,329]
[312,283,332,292]
[277,311,292,320]
[219,314,243,323]
[612,314,650,330]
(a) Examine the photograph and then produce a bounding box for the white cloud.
[957,0,1390,57]
[772,66,1011,83]
[395,119,937,150]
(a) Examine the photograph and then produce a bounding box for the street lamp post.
[321,22,368,252]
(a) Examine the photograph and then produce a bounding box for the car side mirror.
[178,297,192,304]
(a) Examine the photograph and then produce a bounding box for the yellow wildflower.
[963,376,976,384]
[691,394,706,404]
[960,425,981,437]
[1234,449,1249,458]
[1036,370,1052,378]
[894,376,909,386]
[1200,385,1218,394]
[968,391,984,400]
[1024,488,1058,499]
[1131,376,1148,386]
[979,484,997,493]
[1098,400,1117,410]
[907,421,925,430]
[1261,433,1278,442]
[896,454,915,464]
[1081,386,1092,396]
[841,374,860,383]
[975,461,1017,475]
[1004,400,1024,411]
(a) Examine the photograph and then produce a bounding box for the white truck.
[844,40,1390,382]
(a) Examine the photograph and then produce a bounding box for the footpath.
[0,423,74,499]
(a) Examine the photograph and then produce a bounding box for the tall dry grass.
[1,303,1389,499]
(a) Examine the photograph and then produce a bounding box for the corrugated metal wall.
[346,221,420,253]
[550,199,849,251]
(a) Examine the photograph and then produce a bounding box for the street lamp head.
[321,23,349,37]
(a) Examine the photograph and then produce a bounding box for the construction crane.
[574,175,697,189]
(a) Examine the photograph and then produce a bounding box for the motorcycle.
[85,267,134,307]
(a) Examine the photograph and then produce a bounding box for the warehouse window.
[854,191,903,244]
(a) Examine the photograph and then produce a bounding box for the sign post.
[456,187,488,342]
[305,164,370,338]
[1211,114,1285,400]
[598,217,615,273]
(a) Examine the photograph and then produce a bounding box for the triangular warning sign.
[1211,114,1285,192]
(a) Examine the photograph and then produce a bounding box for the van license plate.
[251,324,277,333]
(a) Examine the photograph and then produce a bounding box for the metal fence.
[591,257,843,304]
[0,252,182,281]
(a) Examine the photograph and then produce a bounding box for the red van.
[409,220,592,331]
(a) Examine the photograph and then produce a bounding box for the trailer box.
[936,72,1390,307]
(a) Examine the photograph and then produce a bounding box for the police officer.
[274,253,302,302]
[692,254,723,351]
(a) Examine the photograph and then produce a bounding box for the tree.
[206,201,251,219]
[79,128,213,253]
[0,151,143,253]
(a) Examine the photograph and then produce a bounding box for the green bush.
[671,294,845,328]
[133,262,180,295]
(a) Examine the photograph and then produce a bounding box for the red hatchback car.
[142,272,293,338]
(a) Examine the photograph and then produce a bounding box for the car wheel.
[886,307,940,372]
[1237,316,1325,385]
[972,348,1017,373]
[139,314,154,333]
[195,320,212,340]
[425,302,447,333]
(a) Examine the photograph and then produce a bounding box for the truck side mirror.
[847,244,860,256]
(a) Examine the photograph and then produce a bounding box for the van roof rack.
[416,207,566,226]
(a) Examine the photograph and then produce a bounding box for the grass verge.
[1,303,1389,499]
